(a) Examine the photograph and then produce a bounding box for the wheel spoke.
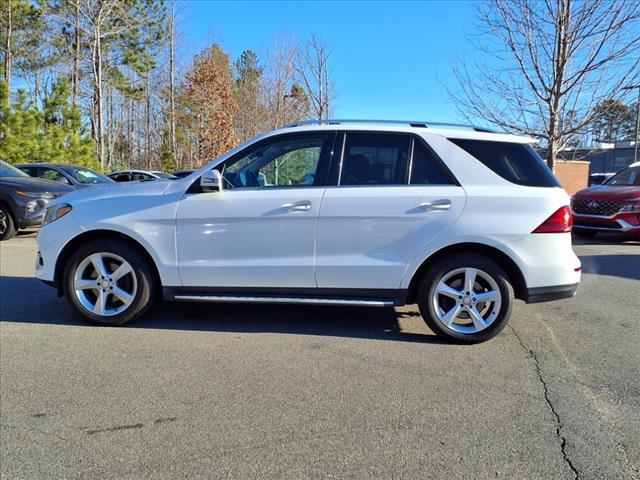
[75,278,98,291]
[468,306,487,330]
[90,254,109,279]
[436,281,461,299]
[464,268,477,293]
[112,287,134,307]
[93,290,108,315]
[474,290,500,303]
[111,262,133,282]
[440,303,462,327]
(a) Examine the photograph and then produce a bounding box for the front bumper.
[524,283,579,303]
[573,212,640,233]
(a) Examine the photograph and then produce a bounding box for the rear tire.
[0,205,17,241]
[417,253,513,344]
[63,239,157,326]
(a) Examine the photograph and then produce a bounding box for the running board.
[171,294,395,307]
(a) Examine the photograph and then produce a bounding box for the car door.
[315,131,466,290]
[176,131,336,288]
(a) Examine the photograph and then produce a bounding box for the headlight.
[43,203,73,226]
[620,200,640,213]
[16,191,56,200]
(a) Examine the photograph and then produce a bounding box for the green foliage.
[0,79,95,167]
[591,100,635,143]
[160,145,177,172]
[0,0,43,78]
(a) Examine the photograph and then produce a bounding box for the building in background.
[557,142,638,175]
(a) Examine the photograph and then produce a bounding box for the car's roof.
[274,120,537,144]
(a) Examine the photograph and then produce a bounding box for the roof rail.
[280,119,497,133]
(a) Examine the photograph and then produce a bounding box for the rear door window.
[340,133,410,185]
[449,139,560,187]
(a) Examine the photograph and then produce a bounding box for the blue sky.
[182,0,478,123]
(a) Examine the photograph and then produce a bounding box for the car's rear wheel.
[0,205,17,241]
[417,254,513,344]
[63,239,157,326]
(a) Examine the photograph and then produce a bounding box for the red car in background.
[571,162,640,239]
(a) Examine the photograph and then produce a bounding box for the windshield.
[0,160,30,178]
[151,171,177,179]
[62,166,113,184]
[605,166,640,186]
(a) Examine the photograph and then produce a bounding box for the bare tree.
[449,0,640,170]
[295,33,334,120]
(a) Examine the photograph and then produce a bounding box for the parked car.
[17,163,115,188]
[0,160,74,240]
[588,172,616,186]
[108,170,177,182]
[35,120,581,343]
[171,169,196,178]
[572,161,640,239]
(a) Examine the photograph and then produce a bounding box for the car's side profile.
[36,120,581,343]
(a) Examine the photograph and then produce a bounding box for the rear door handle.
[281,200,312,211]
[419,199,451,211]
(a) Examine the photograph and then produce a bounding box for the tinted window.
[17,166,35,176]
[223,133,330,189]
[449,139,560,187]
[410,139,456,185]
[340,133,409,185]
[39,168,70,184]
[605,165,640,186]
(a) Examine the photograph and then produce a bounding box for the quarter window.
[340,133,410,185]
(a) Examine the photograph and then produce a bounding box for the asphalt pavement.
[1,231,638,479]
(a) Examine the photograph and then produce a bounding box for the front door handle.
[419,199,451,211]
[281,200,312,212]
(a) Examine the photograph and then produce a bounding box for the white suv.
[35,120,581,343]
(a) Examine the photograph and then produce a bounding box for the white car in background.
[35,120,581,343]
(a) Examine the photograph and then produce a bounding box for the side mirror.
[201,169,223,192]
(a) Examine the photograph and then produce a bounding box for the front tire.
[0,205,17,241]
[63,239,157,326]
[417,254,513,344]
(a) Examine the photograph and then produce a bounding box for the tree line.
[1,0,335,172]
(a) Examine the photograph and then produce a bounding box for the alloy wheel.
[73,252,137,317]
[430,267,502,334]
[0,209,7,235]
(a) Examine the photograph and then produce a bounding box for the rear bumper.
[524,283,579,304]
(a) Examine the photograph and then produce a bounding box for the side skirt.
[163,287,408,307]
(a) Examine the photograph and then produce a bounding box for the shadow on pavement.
[579,254,640,281]
[572,233,640,246]
[0,276,446,345]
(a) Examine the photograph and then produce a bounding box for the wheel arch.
[405,242,527,304]
[54,229,162,297]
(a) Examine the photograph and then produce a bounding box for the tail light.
[533,206,573,233]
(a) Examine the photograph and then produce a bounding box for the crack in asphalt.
[509,325,580,480]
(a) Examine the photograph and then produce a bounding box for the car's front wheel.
[417,253,513,344]
[0,205,17,241]
[63,239,157,326]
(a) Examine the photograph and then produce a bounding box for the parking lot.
[1,231,638,479]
